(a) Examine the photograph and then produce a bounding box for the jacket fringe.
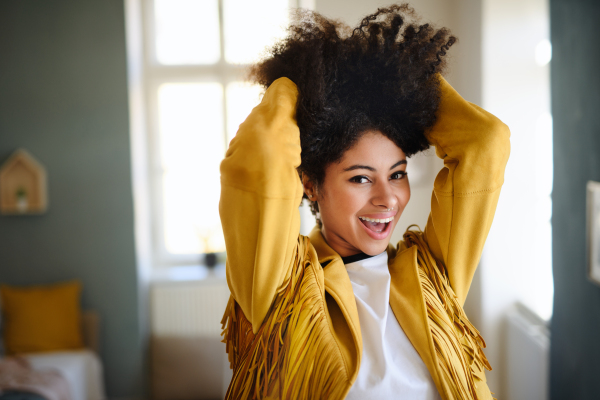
[403,228,492,400]
[220,236,347,400]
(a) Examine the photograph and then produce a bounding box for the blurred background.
[0,0,598,399]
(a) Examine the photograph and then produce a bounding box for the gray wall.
[0,1,143,398]
[550,0,600,398]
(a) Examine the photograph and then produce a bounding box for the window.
[142,0,298,268]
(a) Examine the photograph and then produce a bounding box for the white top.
[344,252,441,400]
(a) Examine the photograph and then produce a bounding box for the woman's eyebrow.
[343,164,376,172]
[389,160,407,170]
[342,159,406,172]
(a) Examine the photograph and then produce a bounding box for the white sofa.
[5,311,106,400]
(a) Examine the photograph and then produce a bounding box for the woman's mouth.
[358,215,394,240]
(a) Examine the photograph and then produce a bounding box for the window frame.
[140,0,301,269]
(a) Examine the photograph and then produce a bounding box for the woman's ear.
[301,173,317,201]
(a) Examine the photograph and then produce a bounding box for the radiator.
[151,281,231,337]
[150,280,232,400]
[506,302,550,400]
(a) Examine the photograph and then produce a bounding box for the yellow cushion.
[1,281,84,355]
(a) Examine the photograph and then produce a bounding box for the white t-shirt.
[344,251,441,400]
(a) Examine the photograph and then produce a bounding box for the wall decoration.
[587,181,600,286]
[0,149,48,215]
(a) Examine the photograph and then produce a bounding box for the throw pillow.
[0,281,84,355]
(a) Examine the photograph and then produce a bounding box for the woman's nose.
[371,180,398,210]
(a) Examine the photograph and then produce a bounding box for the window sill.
[151,263,226,283]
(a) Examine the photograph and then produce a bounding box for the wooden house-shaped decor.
[0,149,48,215]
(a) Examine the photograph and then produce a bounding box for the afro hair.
[249,3,456,203]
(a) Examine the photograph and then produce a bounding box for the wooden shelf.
[0,149,48,215]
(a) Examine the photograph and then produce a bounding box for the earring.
[385,207,394,212]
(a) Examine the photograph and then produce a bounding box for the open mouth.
[358,215,394,239]
[359,216,393,232]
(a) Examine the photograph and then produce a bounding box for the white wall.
[480,0,552,397]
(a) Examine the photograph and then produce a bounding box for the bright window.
[144,0,295,267]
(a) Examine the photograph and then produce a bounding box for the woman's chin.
[355,233,392,255]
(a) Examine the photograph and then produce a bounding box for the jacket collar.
[308,226,363,380]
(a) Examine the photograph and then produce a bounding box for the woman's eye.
[391,171,407,180]
[350,175,370,184]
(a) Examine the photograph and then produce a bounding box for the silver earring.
[385,207,394,212]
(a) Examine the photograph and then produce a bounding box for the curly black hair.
[249,4,455,214]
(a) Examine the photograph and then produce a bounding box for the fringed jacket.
[219,77,511,400]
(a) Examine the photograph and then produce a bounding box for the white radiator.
[506,302,550,400]
[151,281,231,337]
[150,279,233,400]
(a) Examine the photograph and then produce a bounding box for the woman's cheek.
[393,185,410,222]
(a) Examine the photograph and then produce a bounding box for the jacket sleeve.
[422,76,511,306]
[219,77,304,333]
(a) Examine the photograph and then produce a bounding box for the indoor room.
[0,0,597,399]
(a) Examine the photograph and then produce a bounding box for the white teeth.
[359,216,394,223]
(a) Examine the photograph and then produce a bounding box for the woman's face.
[304,131,410,257]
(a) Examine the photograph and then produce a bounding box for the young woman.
[219,5,510,400]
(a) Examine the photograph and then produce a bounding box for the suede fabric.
[219,77,510,399]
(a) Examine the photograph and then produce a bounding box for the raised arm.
[423,77,511,306]
[219,77,303,333]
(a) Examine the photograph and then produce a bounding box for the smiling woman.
[219,4,510,400]
[305,131,411,256]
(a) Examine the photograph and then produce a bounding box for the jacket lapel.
[307,226,446,398]
[308,227,362,381]
[388,244,448,399]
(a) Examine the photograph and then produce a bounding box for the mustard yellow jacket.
[219,77,510,400]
